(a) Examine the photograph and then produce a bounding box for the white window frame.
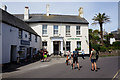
[42,25,47,35]
[53,25,58,35]
[76,26,81,35]
[66,25,70,36]
[42,41,47,48]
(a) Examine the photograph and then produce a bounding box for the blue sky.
[1,2,118,32]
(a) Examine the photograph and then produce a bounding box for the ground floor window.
[77,41,81,50]
[66,41,71,51]
[42,41,47,48]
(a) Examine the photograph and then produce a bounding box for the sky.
[0,2,119,32]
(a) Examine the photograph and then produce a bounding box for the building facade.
[15,6,89,55]
[0,8,41,64]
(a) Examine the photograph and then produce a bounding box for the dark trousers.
[82,54,85,59]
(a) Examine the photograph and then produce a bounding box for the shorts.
[44,55,47,58]
[73,57,78,63]
[91,59,96,63]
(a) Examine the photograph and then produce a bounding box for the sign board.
[67,38,80,40]
[21,40,30,45]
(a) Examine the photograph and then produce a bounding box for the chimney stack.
[24,6,29,20]
[46,4,50,16]
[78,7,83,18]
[2,5,7,11]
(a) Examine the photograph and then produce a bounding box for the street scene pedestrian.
[43,49,48,61]
[81,49,85,59]
[72,49,80,70]
[66,51,72,66]
[89,48,98,72]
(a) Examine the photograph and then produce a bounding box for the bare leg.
[94,62,97,70]
[69,60,72,65]
[77,63,80,70]
[92,63,94,70]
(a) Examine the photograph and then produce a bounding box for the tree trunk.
[100,23,104,46]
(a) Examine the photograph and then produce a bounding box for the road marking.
[112,69,120,80]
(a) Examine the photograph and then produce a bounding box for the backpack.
[73,51,78,58]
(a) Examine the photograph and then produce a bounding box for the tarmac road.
[2,56,120,79]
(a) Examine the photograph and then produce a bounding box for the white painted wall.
[2,22,41,64]
[29,23,89,55]
[110,38,116,44]
[2,23,19,63]
[0,22,2,64]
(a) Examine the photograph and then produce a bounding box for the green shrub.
[91,44,100,51]
[100,46,107,52]
[113,41,120,50]
[77,47,81,50]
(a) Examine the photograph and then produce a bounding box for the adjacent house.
[14,6,89,55]
[0,6,41,64]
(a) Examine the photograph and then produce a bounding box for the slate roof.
[14,14,89,24]
[0,9,39,36]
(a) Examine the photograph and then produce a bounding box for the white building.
[0,7,41,64]
[15,6,89,55]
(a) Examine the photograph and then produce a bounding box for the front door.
[53,41,59,55]
[10,45,17,62]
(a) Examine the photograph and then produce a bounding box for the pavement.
[2,56,120,79]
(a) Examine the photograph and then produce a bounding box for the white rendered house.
[0,7,41,64]
[14,6,89,55]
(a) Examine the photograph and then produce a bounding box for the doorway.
[10,45,17,62]
[53,41,59,55]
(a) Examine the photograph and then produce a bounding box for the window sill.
[42,34,48,37]
[66,35,71,37]
[76,35,82,37]
[53,34,59,37]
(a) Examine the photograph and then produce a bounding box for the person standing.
[81,49,85,59]
[72,49,80,70]
[89,48,97,72]
[43,49,48,61]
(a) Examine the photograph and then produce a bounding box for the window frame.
[66,41,71,52]
[19,29,22,39]
[76,26,81,35]
[42,41,47,47]
[29,33,32,41]
[66,25,70,36]
[35,35,37,42]
[42,25,47,35]
[77,41,81,50]
[53,25,58,35]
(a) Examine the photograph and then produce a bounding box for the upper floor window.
[76,26,80,35]
[42,25,47,35]
[25,34,27,38]
[35,35,37,42]
[29,33,32,41]
[53,25,58,35]
[66,25,70,36]
[19,29,22,39]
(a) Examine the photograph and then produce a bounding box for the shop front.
[19,40,30,60]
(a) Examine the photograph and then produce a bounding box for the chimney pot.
[46,4,50,16]
[78,7,83,18]
[24,6,29,20]
[2,5,7,11]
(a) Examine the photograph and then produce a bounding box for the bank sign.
[67,38,80,40]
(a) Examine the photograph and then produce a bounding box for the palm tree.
[92,13,110,45]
